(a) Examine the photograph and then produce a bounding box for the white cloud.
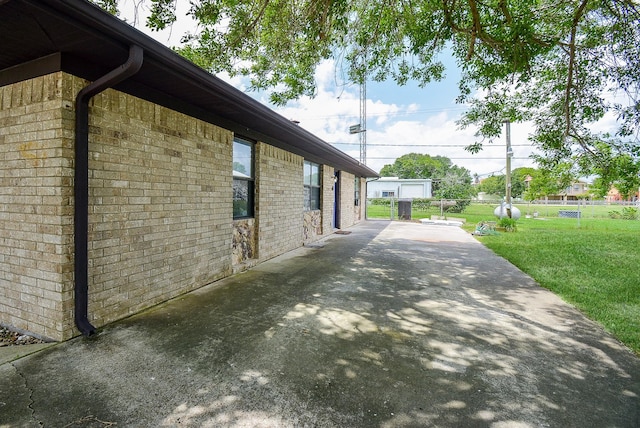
[120,7,539,177]
[268,65,538,177]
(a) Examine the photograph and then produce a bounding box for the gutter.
[74,45,144,336]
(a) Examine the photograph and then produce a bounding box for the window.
[354,177,360,206]
[382,191,395,198]
[304,160,321,211]
[233,138,254,218]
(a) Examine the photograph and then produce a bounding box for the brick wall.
[79,76,234,333]
[339,171,356,228]
[356,177,365,222]
[1,72,237,340]
[0,73,74,340]
[1,71,364,341]
[255,143,304,261]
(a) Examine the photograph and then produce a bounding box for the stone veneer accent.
[232,218,256,268]
[303,210,322,243]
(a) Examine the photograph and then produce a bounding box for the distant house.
[0,0,377,341]
[367,178,433,199]
[606,186,640,203]
[547,180,591,201]
[564,181,590,198]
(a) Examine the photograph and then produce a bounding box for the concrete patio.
[1,221,638,427]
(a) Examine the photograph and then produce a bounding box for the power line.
[330,142,535,147]
[366,157,532,160]
[297,105,468,121]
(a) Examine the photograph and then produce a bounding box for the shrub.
[609,207,638,220]
[447,199,472,213]
[428,199,471,213]
[411,198,433,211]
[622,207,638,220]
[497,217,517,231]
[369,198,391,207]
[367,197,471,213]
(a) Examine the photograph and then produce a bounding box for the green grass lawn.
[367,200,631,222]
[368,201,640,355]
[471,208,640,355]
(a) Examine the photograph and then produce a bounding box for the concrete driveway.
[1,221,639,427]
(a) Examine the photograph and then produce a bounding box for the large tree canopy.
[379,153,452,179]
[477,167,536,198]
[95,0,640,184]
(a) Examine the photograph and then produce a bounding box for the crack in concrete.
[10,362,43,427]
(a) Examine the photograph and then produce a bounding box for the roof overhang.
[0,0,378,178]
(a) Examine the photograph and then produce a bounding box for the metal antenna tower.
[349,52,367,164]
[359,79,367,164]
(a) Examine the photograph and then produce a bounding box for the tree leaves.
[380,153,449,179]
[147,0,177,30]
[94,0,640,182]
[459,1,640,183]
[92,0,118,15]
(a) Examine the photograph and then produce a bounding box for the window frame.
[303,160,321,211]
[232,137,255,219]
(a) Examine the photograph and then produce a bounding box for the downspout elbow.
[74,45,144,336]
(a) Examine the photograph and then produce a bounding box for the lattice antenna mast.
[349,52,367,164]
[359,78,367,165]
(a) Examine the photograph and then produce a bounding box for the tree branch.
[564,0,589,138]
[228,0,271,49]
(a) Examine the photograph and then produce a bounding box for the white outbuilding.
[367,177,433,199]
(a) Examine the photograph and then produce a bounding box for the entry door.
[333,171,341,229]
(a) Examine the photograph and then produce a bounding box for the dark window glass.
[304,160,321,211]
[233,138,254,218]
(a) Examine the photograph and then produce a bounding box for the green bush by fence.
[367,198,471,215]
[367,199,640,221]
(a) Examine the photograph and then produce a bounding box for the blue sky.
[122,1,539,177]
[268,60,538,177]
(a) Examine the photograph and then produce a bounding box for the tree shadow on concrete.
[9,221,640,427]
[152,222,639,426]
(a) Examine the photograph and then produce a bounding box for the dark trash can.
[398,199,412,220]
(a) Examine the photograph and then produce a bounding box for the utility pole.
[505,120,513,218]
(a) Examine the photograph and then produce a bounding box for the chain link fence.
[366,197,640,221]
